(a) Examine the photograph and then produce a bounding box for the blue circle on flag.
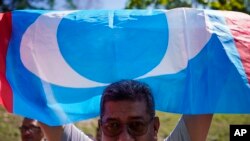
[57,10,168,83]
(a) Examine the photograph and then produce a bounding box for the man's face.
[101,100,159,141]
[20,119,44,141]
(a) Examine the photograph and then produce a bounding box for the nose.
[117,129,135,141]
[23,130,32,136]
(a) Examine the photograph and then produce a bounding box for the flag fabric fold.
[0,8,249,125]
[0,12,13,112]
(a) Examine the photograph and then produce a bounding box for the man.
[20,117,46,141]
[39,80,213,141]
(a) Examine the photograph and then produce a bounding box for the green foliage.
[194,0,249,14]
[0,0,75,12]
[208,114,250,141]
[126,0,153,9]
[209,0,248,13]
[126,0,250,14]
[126,0,191,9]
[0,106,22,141]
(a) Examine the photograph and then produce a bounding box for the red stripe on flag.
[0,12,13,112]
[0,94,2,106]
[224,11,250,84]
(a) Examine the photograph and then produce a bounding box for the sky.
[103,0,128,9]
[55,0,128,10]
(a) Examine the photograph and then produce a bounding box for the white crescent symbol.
[137,9,212,79]
[20,9,212,87]
[20,11,106,88]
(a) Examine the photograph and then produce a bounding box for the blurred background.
[0,0,250,141]
[0,0,250,14]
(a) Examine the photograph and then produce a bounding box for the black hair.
[100,80,155,119]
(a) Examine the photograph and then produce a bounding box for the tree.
[126,0,250,14]
[126,0,191,9]
[209,0,249,13]
[0,0,75,12]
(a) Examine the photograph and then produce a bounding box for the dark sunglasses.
[100,117,154,137]
[19,125,41,133]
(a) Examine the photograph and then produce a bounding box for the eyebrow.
[21,126,40,128]
[104,116,145,121]
[128,116,145,120]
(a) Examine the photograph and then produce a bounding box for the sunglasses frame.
[100,116,155,137]
[19,125,41,133]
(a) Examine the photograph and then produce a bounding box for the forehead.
[102,100,148,121]
[22,119,37,126]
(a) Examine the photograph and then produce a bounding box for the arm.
[183,114,213,141]
[38,122,64,141]
[38,122,93,141]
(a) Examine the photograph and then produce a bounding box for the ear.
[98,119,103,134]
[96,120,102,141]
[98,119,101,129]
[152,116,160,141]
[98,119,101,126]
[153,116,160,133]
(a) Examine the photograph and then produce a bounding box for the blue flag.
[0,8,250,125]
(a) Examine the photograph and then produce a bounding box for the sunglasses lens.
[102,121,122,137]
[128,121,148,136]
[19,125,40,133]
[101,119,151,137]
